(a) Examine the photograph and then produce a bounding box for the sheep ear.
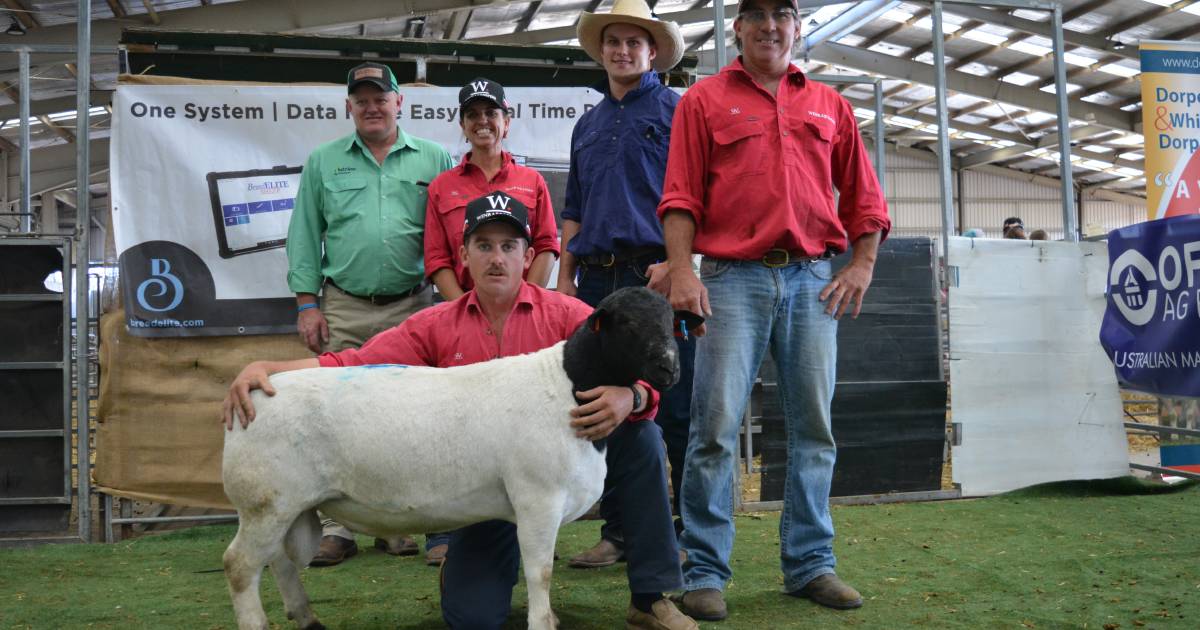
[587,307,608,333]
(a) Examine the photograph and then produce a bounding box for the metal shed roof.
[1,0,1194,224]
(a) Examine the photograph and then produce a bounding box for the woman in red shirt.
[424,78,560,301]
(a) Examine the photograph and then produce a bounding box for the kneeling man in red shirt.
[222,192,697,629]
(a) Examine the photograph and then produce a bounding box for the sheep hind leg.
[224,510,295,630]
[270,509,323,629]
[513,495,568,630]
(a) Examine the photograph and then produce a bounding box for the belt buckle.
[600,252,616,268]
[762,249,790,268]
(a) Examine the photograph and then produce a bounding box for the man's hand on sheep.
[569,384,643,441]
[221,359,319,430]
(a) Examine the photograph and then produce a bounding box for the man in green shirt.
[285,61,454,566]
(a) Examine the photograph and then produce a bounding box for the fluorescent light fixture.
[1118,152,1144,161]
[1063,52,1096,67]
[888,115,922,128]
[1109,134,1144,147]
[1009,40,1052,57]
[1098,63,1139,78]
[1040,82,1081,94]
[1003,72,1041,86]
[914,17,961,33]
[880,9,914,23]
[962,30,1008,46]
[1082,145,1111,154]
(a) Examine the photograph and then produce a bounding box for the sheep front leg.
[513,496,567,630]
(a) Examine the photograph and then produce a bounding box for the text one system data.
[128,101,345,122]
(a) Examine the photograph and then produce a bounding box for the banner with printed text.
[1141,40,1200,220]
[112,82,598,337]
[1100,214,1200,397]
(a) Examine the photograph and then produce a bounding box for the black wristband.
[629,385,642,414]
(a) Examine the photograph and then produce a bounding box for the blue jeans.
[679,257,839,594]
[575,256,695,543]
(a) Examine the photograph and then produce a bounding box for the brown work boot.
[672,588,727,621]
[626,598,699,630]
[789,573,863,610]
[568,538,624,568]
[374,535,419,556]
[425,543,448,566]
[309,535,358,567]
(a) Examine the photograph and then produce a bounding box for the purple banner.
[1101,214,1200,396]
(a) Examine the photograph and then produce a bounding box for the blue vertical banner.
[1101,214,1200,396]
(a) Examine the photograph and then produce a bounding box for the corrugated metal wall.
[869,144,1144,243]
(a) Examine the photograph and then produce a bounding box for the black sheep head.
[564,287,680,392]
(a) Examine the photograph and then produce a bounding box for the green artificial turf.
[1,477,1197,629]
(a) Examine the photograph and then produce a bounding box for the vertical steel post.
[874,79,886,191]
[1051,4,1078,241]
[713,1,727,70]
[18,49,30,233]
[931,1,954,252]
[75,0,93,543]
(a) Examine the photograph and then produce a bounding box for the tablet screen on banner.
[207,166,302,258]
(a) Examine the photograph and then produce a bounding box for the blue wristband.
[297,303,318,313]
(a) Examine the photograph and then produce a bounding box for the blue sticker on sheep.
[220,286,678,630]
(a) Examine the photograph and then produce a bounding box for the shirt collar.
[344,127,413,155]
[724,56,806,86]
[464,281,536,314]
[457,150,515,176]
[592,71,660,104]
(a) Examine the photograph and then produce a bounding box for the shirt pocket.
[798,119,835,172]
[322,176,368,224]
[572,129,607,174]
[391,180,430,231]
[712,121,766,178]
[637,120,671,165]
[433,198,468,248]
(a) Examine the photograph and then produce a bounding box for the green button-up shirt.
[286,129,454,296]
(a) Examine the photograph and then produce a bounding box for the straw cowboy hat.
[577,0,684,72]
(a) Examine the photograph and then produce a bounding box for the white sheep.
[221,287,679,630]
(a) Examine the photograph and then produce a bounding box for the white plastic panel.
[948,237,1129,496]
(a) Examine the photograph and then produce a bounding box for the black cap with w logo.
[458,77,508,110]
[463,191,531,243]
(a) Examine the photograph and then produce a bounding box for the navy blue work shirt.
[563,71,680,258]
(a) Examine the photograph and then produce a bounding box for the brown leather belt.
[578,246,666,268]
[758,248,833,268]
[326,279,427,305]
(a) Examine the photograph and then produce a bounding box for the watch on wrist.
[629,385,642,414]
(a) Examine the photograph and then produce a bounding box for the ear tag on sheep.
[590,317,602,333]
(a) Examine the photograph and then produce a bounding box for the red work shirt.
[317,282,659,420]
[424,152,560,289]
[657,58,890,259]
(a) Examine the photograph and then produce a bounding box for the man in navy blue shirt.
[558,0,695,573]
